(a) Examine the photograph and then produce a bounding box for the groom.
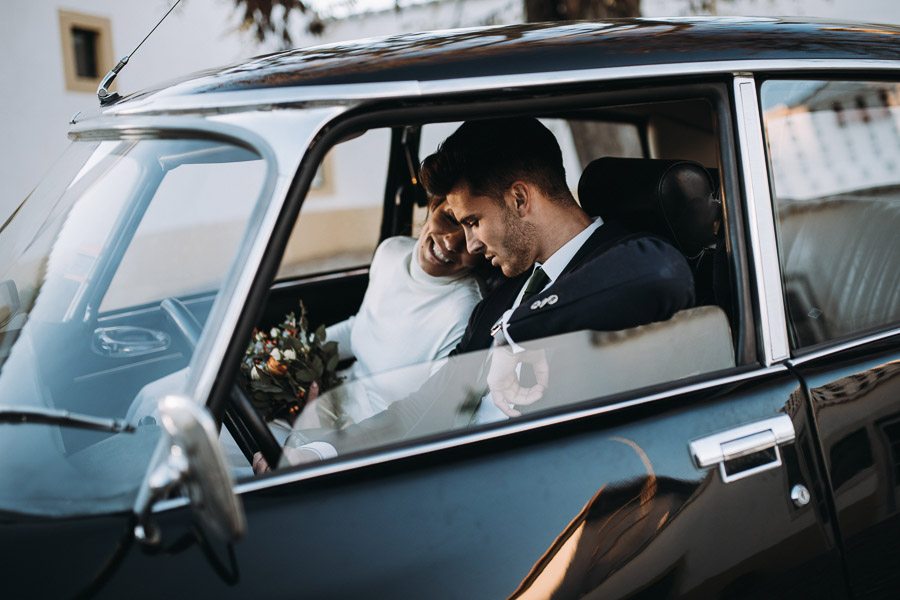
[278,117,695,463]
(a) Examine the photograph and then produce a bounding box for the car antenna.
[97,0,182,106]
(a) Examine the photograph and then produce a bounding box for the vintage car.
[2,16,899,599]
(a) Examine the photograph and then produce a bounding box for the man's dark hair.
[420,118,572,203]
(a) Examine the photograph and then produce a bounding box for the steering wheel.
[160,297,282,469]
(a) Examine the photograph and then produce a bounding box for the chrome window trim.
[788,325,900,367]
[176,364,788,503]
[733,74,790,366]
[105,59,900,116]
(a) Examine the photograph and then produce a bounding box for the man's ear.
[509,181,531,217]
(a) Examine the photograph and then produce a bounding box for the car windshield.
[0,136,268,516]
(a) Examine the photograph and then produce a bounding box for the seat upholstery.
[578,157,720,259]
[777,197,900,347]
[577,157,730,314]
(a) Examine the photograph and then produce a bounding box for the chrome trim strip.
[788,325,900,366]
[106,81,423,116]
[220,364,789,499]
[271,267,369,291]
[104,59,900,115]
[733,75,790,366]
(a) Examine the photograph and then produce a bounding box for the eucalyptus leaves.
[241,302,342,423]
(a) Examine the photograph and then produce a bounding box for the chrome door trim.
[788,325,900,367]
[733,74,790,366]
[103,59,900,116]
[206,364,791,501]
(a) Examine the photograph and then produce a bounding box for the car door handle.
[689,415,795,483]
[93,326,170,358]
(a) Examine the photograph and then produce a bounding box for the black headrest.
[578,157,720,258]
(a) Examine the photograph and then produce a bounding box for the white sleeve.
[322,237,395,361]
[300,442,338,460]
[326,316,356,361]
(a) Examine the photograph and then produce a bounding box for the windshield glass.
[0,136,268,516]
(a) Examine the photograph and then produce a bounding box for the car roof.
[114,17,900,108]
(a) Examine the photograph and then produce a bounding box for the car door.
[94,80,852,599]
[760,77,900,598]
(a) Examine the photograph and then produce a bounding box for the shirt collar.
[536,217,603,284]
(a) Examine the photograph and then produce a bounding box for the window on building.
[59,10,114,93]
[72,27,100,78]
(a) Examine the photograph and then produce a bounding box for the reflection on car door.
[101,366,845,598]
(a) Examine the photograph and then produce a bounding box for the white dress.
[324,236,482,423]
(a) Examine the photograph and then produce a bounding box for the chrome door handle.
[689,415,795,483]
[93,326,170,358]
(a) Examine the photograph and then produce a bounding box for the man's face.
[446,185,537,277]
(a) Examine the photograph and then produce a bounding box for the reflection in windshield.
[0,138,267,517]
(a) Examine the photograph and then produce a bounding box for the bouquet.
[240,302,342,424]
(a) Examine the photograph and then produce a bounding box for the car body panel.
[793,337,900,598]
[87,370,838,599]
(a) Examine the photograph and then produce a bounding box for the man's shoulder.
[575,222,681,269]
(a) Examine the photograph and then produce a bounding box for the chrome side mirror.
[133,394,245,545]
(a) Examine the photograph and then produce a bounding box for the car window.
[101,158,266,311]
[761,80,900,349]
[0,138,269,517]
[242,100,740,476]
[274,129,390,279]
[415,118,642,229]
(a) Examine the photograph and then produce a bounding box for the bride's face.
[417,198,481,277]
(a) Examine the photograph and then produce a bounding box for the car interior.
[6,83,751,472]
[223,83,753,468]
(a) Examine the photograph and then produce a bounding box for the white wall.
[0,0,259,218]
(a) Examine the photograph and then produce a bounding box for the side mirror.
[133,395,245,545]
